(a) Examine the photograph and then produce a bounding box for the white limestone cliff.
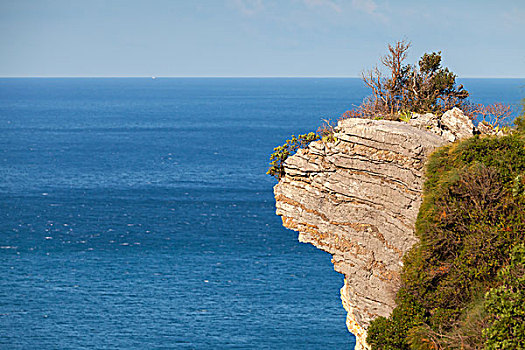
[273,109,475,349]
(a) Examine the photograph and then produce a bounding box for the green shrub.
[267,132,318,179]
[483,244,525,349]
[514,98,525,134]
[367,298,425,350]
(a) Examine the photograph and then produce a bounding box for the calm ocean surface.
[1,78,524,349]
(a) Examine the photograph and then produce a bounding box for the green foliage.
[411,51,469,113]
[512,175,524,197]
[367,133,525,349]
[363,42,469,116]
[514,98,525,134]
[398,110,412,123]
[267,120,339,180]
[483,244,525,349]
[266,132,318,179]
[515,116,525,133]
[367,298,425,350]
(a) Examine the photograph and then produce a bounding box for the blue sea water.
[0,78,524,349]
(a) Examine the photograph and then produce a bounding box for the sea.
[1,78,524,349]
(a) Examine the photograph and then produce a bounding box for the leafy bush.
[513,98,525,134]
[267,132,318,179]
[483,244,525,349]
[267,120,340,180]
[367,298,425,350]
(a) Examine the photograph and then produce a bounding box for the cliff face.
[273,109,475,349]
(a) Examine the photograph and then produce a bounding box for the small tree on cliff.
[362,40,469,116]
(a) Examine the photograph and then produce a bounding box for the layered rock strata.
[274,112,475,349]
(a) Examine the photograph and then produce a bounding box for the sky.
[1,0,524,77]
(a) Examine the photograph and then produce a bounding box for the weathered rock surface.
[408,107,475,142]
[440,107,476,141]
[273,110,475,349]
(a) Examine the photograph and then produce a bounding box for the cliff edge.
[273,108,475,349]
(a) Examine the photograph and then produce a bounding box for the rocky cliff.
[273,108,476,349]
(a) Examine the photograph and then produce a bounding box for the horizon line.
[1,76,524,79]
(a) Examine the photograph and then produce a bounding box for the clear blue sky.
[1,0,524,77]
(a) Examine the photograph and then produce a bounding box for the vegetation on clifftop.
[361,40,469,116]
[267,132,318,179]
[267,41,514,180]
[367,107,525,349]
[267,121,335,179]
